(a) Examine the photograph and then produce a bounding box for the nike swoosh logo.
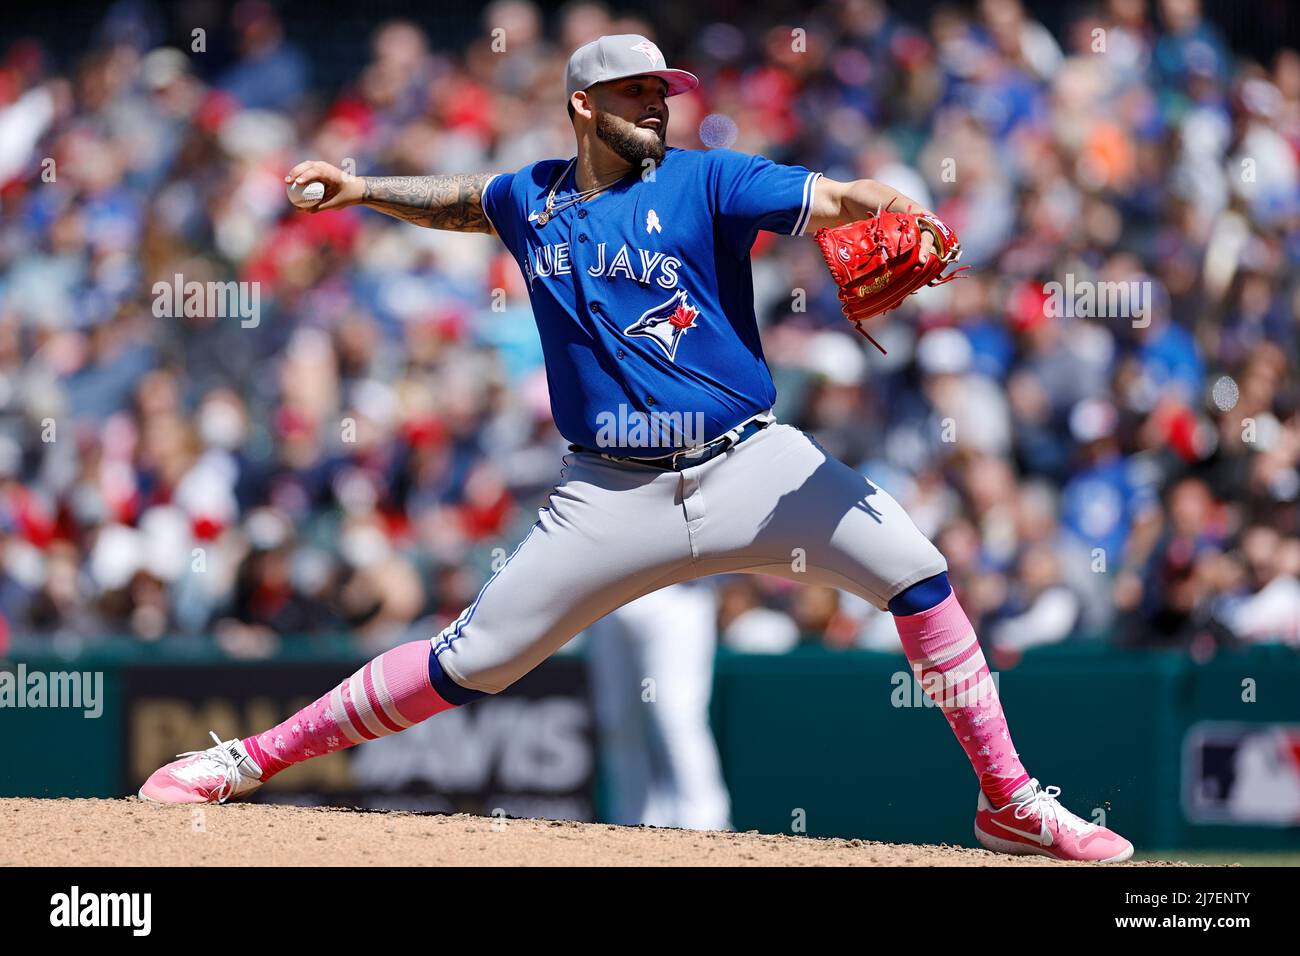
[987,817,1053,847]
[229,748,257,775]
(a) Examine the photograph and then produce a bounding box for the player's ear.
[570,89,595,123]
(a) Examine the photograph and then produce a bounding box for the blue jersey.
[481,147,822,454]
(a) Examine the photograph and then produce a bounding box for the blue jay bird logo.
[624,289,701,362]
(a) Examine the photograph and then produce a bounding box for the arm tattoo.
[360,174,494,233]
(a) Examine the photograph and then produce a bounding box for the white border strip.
[794,171,822,236]
[480,173,500,235]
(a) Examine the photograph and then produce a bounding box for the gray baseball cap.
[565,34,699,100]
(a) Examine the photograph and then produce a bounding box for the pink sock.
[893,591,1030,807]
[243,640,455,778]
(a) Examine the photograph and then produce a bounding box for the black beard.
[594,111,666,169]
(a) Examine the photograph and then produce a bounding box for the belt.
[570,411,774,472]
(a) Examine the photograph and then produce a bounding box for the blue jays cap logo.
[624,289,700,361]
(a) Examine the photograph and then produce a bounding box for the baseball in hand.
[287,180,326,208]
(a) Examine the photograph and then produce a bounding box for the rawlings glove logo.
[857,270,892,297]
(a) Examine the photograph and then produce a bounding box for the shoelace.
[1008,779,1092,837]
[171,731,245,803]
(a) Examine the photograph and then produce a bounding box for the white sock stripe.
[347,673,390,738]
[329,687,367,745]
[931,655,987,693]
[919,629,980,668]
[368,657,413,730]
[937,672,997,710]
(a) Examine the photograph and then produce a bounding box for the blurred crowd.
[0,0,1296,659]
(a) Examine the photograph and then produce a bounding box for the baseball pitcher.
[141,34,1133,862]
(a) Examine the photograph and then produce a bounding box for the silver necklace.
[534,159,629,226]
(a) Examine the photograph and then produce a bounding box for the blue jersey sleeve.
[709,149,822,257]
[481,171,519,256]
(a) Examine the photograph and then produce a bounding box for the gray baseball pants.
[432,422,947,694]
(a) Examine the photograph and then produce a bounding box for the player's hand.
[917,228,935,265]
[284,161,364,212]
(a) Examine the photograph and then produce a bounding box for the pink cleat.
[138,731,265,804]
[974,778,1134,863]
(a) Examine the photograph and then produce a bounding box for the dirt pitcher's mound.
[0,798,1180,866]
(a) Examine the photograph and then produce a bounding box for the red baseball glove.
[813,206,967,354]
